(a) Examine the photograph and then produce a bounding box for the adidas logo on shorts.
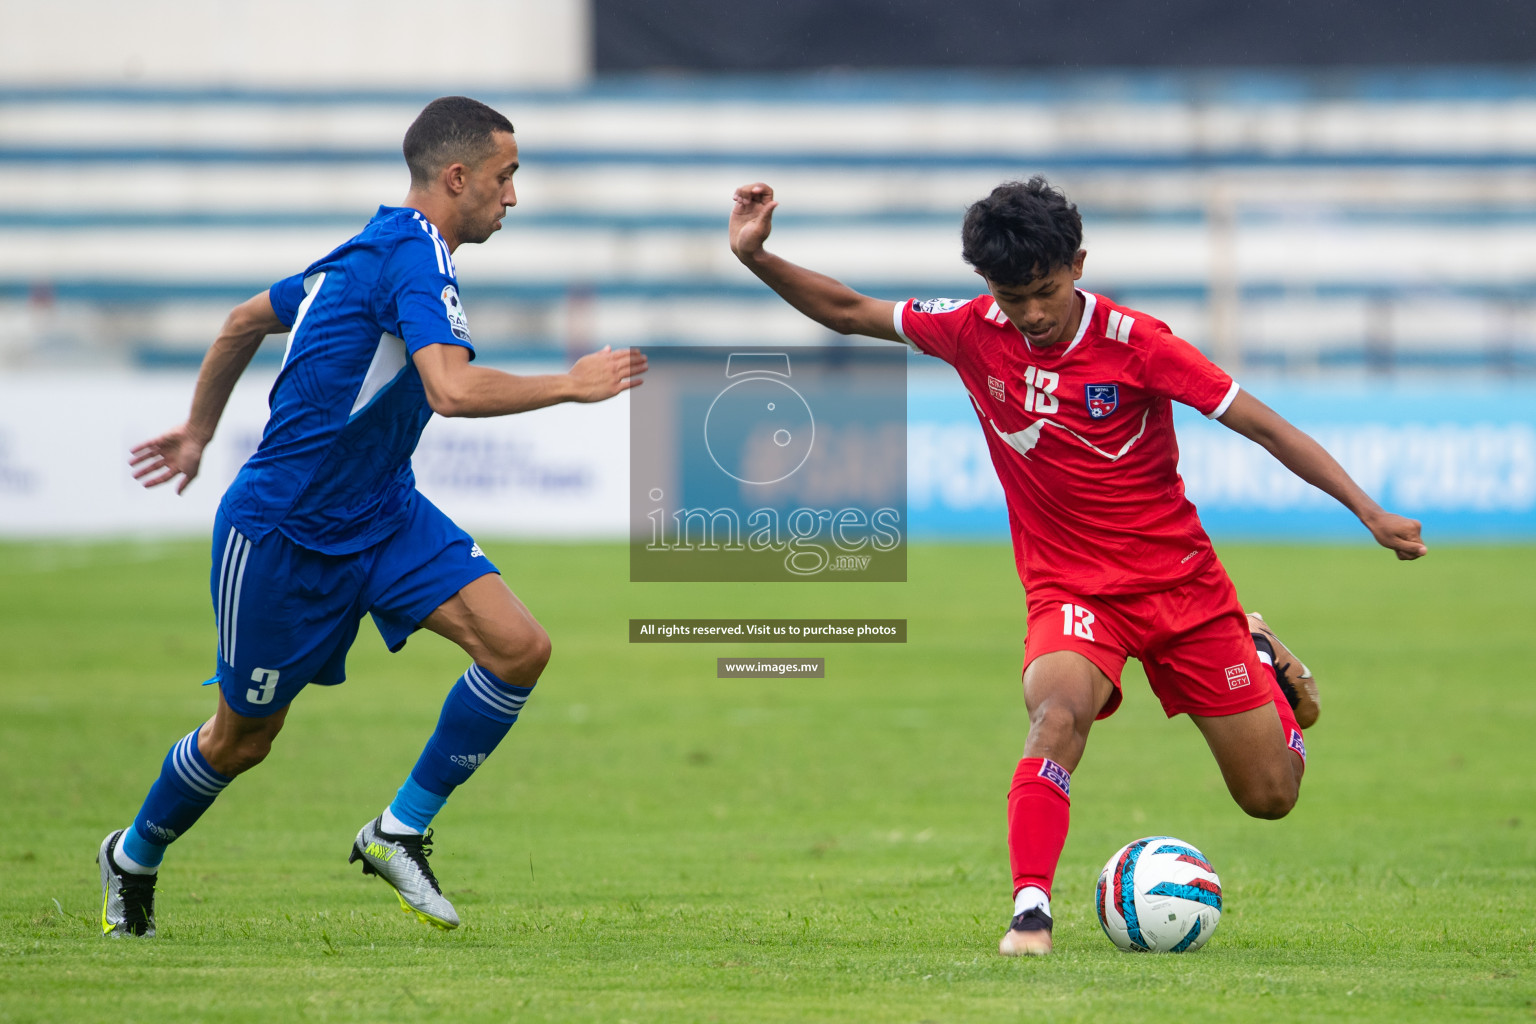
[450,753,488,771]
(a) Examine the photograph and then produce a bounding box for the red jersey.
[897,291,1239,595]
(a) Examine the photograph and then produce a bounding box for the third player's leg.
[420,573,551,686]
[1190,705,1303,820]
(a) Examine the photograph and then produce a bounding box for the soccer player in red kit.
[728,176,1426,955]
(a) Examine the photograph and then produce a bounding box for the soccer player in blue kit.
[99,97,646,936]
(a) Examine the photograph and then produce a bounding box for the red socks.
[1008,757,1072,898]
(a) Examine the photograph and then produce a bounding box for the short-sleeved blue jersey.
[219,206,475,554]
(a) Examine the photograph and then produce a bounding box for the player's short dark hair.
[403,96,515,186]
[961,177,1083,286]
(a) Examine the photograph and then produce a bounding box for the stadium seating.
[2,73,1534,372]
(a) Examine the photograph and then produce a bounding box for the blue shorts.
[208,492,498,717]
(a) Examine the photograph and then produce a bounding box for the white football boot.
[98,830,156,938]
[1248,612,1320,729]
[349,817,460,930]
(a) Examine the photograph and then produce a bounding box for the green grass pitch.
[1,539,1532,1022]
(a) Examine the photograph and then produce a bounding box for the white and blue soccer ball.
[1095,836,1222,953]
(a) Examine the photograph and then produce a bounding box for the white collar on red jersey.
[1005,289,1097,358]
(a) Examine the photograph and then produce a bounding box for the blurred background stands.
[1,0,1534,377]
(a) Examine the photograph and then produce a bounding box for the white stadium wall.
[0,0,590,88]
[0,366,628,539]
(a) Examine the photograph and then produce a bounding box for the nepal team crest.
[1085,383,1119,419]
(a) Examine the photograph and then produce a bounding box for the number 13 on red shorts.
[1062,603,1096,641]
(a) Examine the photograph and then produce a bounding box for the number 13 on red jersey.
[1023,366,1060,414]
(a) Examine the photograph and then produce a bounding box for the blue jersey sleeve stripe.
[278,272,328,371]
[413,213,447,275]
[434,224,456,278]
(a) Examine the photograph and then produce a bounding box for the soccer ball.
[1095,836,1222,952]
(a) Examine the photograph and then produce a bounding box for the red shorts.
[1023,559,1273,720]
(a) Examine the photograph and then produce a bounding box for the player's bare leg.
[999,651,1116,956]
[420,573,552,685]
[1021,651,1114,771]
[1190,702,1304,819]
[199,691,290,776]
[1247,612,1320,729]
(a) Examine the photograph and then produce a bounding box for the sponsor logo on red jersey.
[1224,664,1251,690]
[987,375,1006,402]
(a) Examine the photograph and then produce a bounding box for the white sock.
[1013,885,1051,919]
[380,806,421,836]
[112,838,156,876]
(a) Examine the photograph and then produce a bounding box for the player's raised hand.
[129,423,208,494]
[729,182,779,261]
[1365,510,1428,560]
[568,345,647,402]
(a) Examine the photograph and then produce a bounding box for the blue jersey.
[219,206,475,554]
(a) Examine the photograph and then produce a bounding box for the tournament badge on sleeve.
[440,285,471,342]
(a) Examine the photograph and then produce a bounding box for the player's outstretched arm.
[129,290,285,494]
[1218,390,1427,560]
[414,343,647,419]
[730,182,901,341]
